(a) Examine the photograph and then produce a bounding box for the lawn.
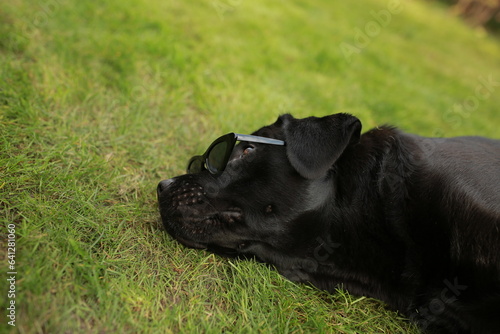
[1,0,499,333]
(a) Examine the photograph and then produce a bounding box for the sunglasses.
[187,133,285,174]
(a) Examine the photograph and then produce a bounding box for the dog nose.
[157,179,175,194]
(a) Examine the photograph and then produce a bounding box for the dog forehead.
[249,114,297,138]
[251,122,285,140]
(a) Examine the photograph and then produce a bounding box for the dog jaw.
[158,177,247,246]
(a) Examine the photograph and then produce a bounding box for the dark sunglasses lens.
[207,141,229,174]
[187,157,204,174]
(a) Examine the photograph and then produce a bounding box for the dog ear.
[282,113,361,179]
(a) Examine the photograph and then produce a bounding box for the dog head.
[157,113,361,255]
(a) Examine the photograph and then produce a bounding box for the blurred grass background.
[1,0,499,333]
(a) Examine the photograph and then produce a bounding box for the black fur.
[157,113,500,333]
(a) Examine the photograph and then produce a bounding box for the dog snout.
[157,179,175,194]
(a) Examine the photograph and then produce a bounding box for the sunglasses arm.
[234,133,285,146]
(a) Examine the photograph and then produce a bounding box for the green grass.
[1,0,499,332]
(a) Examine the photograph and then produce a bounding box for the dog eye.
[242,146,255,156]
[239,145,255,159]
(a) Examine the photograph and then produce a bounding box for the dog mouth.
[158,178,245,249]
[162,209,245,251]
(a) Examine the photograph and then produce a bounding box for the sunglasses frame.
[187,133,285,174]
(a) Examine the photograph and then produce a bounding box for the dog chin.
[174,231,248,258]
[174,235,208,249]
[162,208,246,252]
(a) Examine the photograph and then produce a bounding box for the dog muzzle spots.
[170,183,205,209]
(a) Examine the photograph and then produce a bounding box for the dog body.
[158,114,500,333]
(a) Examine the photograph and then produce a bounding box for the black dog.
[157,113,500,333]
